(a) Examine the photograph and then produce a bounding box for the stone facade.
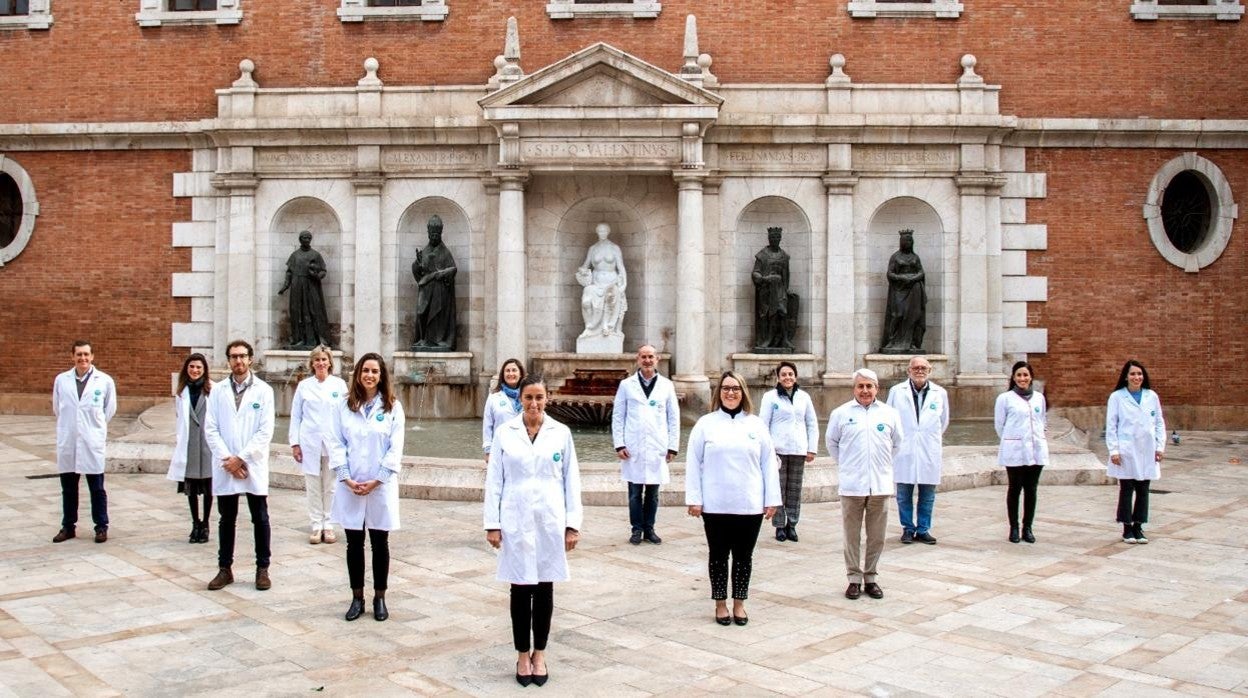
[0,3,1244,422]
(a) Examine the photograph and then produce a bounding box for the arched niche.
[733,196,814,353]
[397,197,472,350]
[268,197,344,349]
[866,196,947,355]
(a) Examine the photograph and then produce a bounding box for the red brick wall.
[1026,148,1248,408]
[0,151,191,397]
[0,1,1244,123]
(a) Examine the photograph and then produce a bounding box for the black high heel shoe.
[515,662,532,687]
[531,655,549,687]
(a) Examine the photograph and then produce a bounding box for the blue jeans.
[628,483,659,533]
[895,483,936,534]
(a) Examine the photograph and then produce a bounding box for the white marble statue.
[575,222,628,353]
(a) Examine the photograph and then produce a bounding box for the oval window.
[0,173,20,249]
[1160,170,1211,254]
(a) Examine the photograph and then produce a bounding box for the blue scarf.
[501,383,521,413]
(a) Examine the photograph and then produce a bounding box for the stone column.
[955,173,1006,382]
[351,172,384,357]
[673,171,710,416]
[495,172,529,365]
[822,172,858,385]
[215,173,258,348]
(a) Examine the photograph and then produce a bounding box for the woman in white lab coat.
[481,357,524,463]
[330,352,405,622]
[484,374,582,687]
[994,360,1049,544]
[686,371,781,627]
[289,345,348,544]
[1106,359,1165,544]
[168,353,214,544]
[759,361,818,543]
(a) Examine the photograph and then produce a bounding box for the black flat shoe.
[515,662,532,687]
[1022,527,1035,544]
[715,612,732,626]
[785,525,798,543]
[733,614,749,626]
[345,597,364,621]
[373,597,389,621]
[1009,526,1020,543]
[775,527,787,542]
[188,523,200,544]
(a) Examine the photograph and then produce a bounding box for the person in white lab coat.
[484,374,582,687]
[826,368,903,601]
[759,360,817,543]
[482,357,524,463]
[612,344,680,545]
[1106,359,1165,544]
[886,356,949,545]
[994,360,1049,545]
[289,345,348,545]
[686,371,781,626]
[204,340,275,592]
[331,352,405,622]
[168,353,214,544]
[51,340,117,544]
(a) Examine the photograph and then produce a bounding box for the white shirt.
[52,367,117,475]
[994,390,1050,467]
[886,380,950,485]
[204,372,275,496]
[330,399,405,531]
[611,371,680,484]
[824,399,904,497]
[482,389,522,455]
[759,387,819,457]
[1105,388,1165,481]
[685,410,782,515]
[288,374,349,475]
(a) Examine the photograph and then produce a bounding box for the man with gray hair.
[825,368,903,600]
[886,356,949,544]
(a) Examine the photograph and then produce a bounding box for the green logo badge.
[553,452,562,462]
[876,424,885,432]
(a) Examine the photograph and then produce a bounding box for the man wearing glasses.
[204,340,276,591]
[886,357,949,545]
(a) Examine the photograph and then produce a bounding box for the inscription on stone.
[383,147,485,170]
[720,146,825,169]
[522,141,679,162]
[256,149,355,170]
[853,147,957,171]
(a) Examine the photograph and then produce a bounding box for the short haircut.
[306,345,335,373]
[852,368,879,386]
[776,360,798,377]
[71,340,92,352]
[226,339,254,358]
[711,370,753,414]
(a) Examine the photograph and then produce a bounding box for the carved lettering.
[255,149,354,169]
[383,147,485,169]
[720,146,823,167]
[521,140,680,162]
[852,147,957,170]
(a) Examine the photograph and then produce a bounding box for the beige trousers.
[841,494,891,584]
[304,454,334,532]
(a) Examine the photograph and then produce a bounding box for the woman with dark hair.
[686,371,781,626]
[759,361,818,543]
[1106,360,1165,544]
[330,353,405,622]
[994,361,1049,544]
[168,353,214,543]
[289,345,348,544]
[482,358,525,463]
[484,374,582,687]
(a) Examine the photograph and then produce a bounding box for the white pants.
[304,454,335,532]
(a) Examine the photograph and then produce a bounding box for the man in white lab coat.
[886,356,949,545]
[51,340,117,544]
[825,368,903,601]
[612,344,680,545]
[204,339,276,591]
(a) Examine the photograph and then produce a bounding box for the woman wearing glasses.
[686,371,781,626]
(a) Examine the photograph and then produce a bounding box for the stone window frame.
[0,156,39,267]
[0,0,52,30]
[546,0,662,20]
[1144,153,1238,272]
[847,0,964,19]
[1130,0,1244,20]
[337,0,447,22]
[136,0,241,27]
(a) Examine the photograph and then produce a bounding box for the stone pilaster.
[351,171,384,358]
[673,171,710,415]
[495,172,529,365]
[822,171,858,385]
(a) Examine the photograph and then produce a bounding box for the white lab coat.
[204,374,275,496]
[484,416,583,585]
[759,387,819,457]
[994,390,1049,467]
[168,386,198,482]
[330,400,405,531]
[52,368,117,475]
[685,410,782,515]
[611,372,680,484]
[886,380,950,485]
[288,374,349,475]
[824,399,904,497]
[481,390,521,455]
[1105,388,1165,481]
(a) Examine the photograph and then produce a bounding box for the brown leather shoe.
[845,583,862,600]
[864,582,884,599]
[207,567,234,590]
[255,567,271,591]
[52,528,75,543]
[94,529,108,544]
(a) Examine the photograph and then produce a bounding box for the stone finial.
[698,53,719,88]
[359,57,382,87]
[504,15,520,61]
[826,53,851,85]
[958,53,983,84]
[489,16,524,89]
[681,14,701,76]
[233,58,258,89]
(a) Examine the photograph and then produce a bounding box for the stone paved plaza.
[0,414,1245,697]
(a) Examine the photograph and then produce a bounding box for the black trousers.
[60,473,108,532]
[510,582,554,652]
[217,493,271,569]
[702,513,764,600]
[345,528,390,591]
[1116,479,1150,524]
[628,482,660,533]
[187,490,213,525]
[1005,465,1043,528]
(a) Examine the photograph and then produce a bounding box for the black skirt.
[177,477,213,496]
